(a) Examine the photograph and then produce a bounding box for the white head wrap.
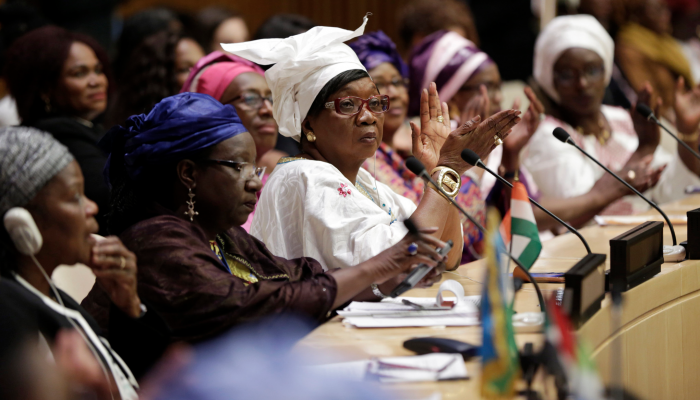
[222,16,369,141]
[533,15,614,103]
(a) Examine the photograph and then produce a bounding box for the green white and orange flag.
[499,181,541,270]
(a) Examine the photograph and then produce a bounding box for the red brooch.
[338,183,352,197]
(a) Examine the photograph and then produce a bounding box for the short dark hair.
[4,25,113,125]
[254,14,316,40]
[194,6,243,52]
[306,69,371,120]
[398,0,480,51]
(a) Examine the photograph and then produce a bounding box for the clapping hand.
[459,84,490,126]
[410,82,452,173]
[674,76,700,136]
[501,87,544,172]
[632,82,662,153]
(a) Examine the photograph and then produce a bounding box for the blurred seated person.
[108,29,204,127]
[181,51,283,231]
[194,6,249,52]
[397,0,480,58]
[615,0,694,119]
[5,26,112,235]
[523,15,700,225]
[253,13,317,158]
[227,19,520,275]
[82,93,446,373]
[0,127,153,399]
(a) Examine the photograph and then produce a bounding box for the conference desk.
[296,195,700,399]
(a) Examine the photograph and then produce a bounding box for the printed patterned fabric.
[363,142,486,262]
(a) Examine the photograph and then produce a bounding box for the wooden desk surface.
[295,195,700,399]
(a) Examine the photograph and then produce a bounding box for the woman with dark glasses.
[224,17,520,298]
[82,92,447,375]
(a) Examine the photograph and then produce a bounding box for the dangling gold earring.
[184,187,199,221]
[305,132,316,142]
[42,95,51,113]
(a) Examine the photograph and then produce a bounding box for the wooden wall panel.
[118,0,407,49]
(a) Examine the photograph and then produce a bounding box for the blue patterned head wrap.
[100,92,247,184]
[349,30,408,77]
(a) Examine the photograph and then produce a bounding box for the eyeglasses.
[553,65,605,87]
[230,92,274,111]
[200,159,266,180]
[325,95,390,116]
[374,77,408,93]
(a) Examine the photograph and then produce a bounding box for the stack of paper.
[307,353,468,383]
[594,214,686,226]
[339,280,480,328]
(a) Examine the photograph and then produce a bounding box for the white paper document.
[307,353,468,383]
[339,280,480,328]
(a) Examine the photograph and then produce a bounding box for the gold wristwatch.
[429,166,461,199]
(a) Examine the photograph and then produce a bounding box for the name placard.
[609,221,663,291]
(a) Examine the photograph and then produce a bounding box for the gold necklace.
[575,116,610,146]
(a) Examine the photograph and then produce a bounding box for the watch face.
[439,169,460,197]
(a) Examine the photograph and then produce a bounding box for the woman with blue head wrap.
[82,92,447,376]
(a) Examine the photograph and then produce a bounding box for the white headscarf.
[533,15,614,103]
[222,16,369,141]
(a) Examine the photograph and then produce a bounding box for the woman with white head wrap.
[223,16,521,293]
[521,15,700,223]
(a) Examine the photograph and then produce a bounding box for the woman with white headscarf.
[223,16,521,297]
[521,15,700,223]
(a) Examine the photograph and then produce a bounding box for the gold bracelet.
[429,166,461,199]
[426,182,451,201]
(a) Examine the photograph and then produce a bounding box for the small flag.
[499,180,541,270]
[481,208,521,399]
[543,296,605,400]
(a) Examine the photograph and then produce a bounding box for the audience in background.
[113,8,182,83]
[194,6,249,52]
[5,26,113,235]
[615,0,694,119]
[397,0,480,57]
[253,13,318,158]
[525,15,700,225]
[108,29,204,127]
[254,13,317,40]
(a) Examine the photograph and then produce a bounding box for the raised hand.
[501,86,544,172]
[459,84,490,126]
[674,76,700,136]
[410,82,452,173]
[437,110,522,174]
[632,82,661,153]
[89,235,142,318]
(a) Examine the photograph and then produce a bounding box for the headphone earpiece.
[3,208,43,256]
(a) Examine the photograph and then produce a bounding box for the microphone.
[635,103,700,161]
[405,157,546,312]
[552,127,677,246]
[460,149,592,254]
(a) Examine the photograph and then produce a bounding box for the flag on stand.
[480,208,521,399]
[499,180,541,270]
[543,296,605,400]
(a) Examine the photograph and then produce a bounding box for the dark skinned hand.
[89,235,142,318]
[674,76,700,135]
[632,82,662,153]
[368,226,448,285]
[501,86,545,172]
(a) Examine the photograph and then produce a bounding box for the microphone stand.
[639,104,700,161]
[416,169,547,313]
[559,136,677,245]
[474,160,592,255]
